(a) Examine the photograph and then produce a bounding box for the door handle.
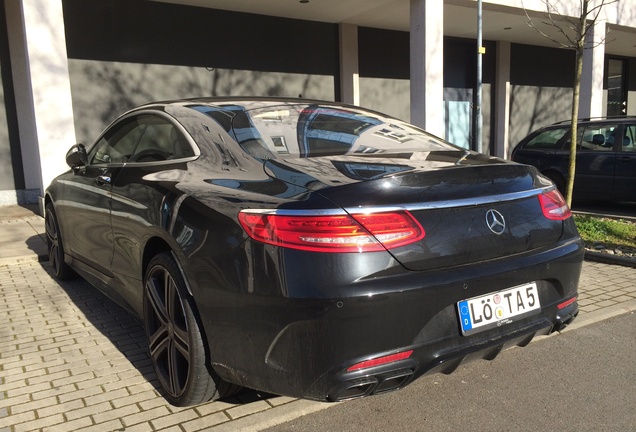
[617,156,632,162]
[96,175,111,185]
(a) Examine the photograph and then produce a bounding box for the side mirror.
[66,144,88,168]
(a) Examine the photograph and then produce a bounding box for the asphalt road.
[264,313,636,432]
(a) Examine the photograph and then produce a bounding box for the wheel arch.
[142,237,196,298]
[142,237,172,280]
[44,192,61,234]
[540,169,567,194]
[44,193,53,208]
[43,193,55,219]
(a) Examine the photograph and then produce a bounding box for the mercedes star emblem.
[485,209,506,235]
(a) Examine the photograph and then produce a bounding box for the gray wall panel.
[68,60,334,143]
[508,85,572,150]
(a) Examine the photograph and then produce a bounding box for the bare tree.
[523,0,617,206]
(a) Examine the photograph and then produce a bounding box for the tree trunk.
[567,49,583,208]
[566,1,589,208]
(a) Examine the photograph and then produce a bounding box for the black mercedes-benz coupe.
[45,98,583,406]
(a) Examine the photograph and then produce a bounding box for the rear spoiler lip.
[240,186,554,216]
[342,186,553,214]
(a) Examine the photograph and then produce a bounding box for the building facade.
[1,0,635,205]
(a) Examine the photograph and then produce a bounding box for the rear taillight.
[538,189,571,220]
[347,350,414,372]
[238,210,425,253]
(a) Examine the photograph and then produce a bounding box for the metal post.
[476,0,484,154]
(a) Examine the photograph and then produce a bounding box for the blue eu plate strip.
[458,300,472,332]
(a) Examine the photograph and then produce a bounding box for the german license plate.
[457,282,541,336]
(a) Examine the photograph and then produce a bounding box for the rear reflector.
[538,189,571,220]
[238,211,425,253]
[347,350,414,372]
[557,296,577,310]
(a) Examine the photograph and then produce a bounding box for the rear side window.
[622,125,636,152]
[578,125,617,151]
[131,120,195,162]
[523,128,568,149]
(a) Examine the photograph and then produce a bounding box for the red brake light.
[238,211,425,253]
[347,350,414,372]
[538,189,571,220]
[557,296,577,310]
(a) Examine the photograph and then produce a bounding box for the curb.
[584,250,636,268]
[0,253,48,267]
[573,210,636,223]
[210,399,333,432]
[562,299,636,333]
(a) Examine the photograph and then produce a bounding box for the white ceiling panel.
[151,0,636,57]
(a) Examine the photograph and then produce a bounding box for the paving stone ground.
[0,262,297,432]
[0,259,635,432]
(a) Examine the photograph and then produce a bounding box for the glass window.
[88,117,145,164]
[607,59,627,116]
[606,126,630,149]
[88,115,195,165]
[622,125,636,152]
[132,122,172,162]
[523,128,568,149]
[307,138,355,156]
[194,102,454,159]
[131,117,196,162]
[307,113,375,135]
[578,125,617,151]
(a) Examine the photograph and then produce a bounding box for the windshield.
[192,102,455,159]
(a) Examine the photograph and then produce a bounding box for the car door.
[107,114,197,307]
[511,126,569,183]
[612,123,636,201]
[573,123,619,200]
[57,115,146,276]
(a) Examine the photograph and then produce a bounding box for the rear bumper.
[207,236,584,401]
[324,301,578,401]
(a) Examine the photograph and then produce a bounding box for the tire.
[143,252,239,406]
[45,203,76,280]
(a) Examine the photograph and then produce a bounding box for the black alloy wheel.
[44,203,75,280]
[143,252,232,406]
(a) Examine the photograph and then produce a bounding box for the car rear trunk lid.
[265,157,563,272]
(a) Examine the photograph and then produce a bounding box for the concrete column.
[628,91,636,116]
[5,0,76,203]
[339,23,360,105]
[579,20,606,118]
[409,0,444,137]
[494,41,511,158]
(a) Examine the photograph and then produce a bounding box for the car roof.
[139,96,358,111]
[548,116,636,126]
